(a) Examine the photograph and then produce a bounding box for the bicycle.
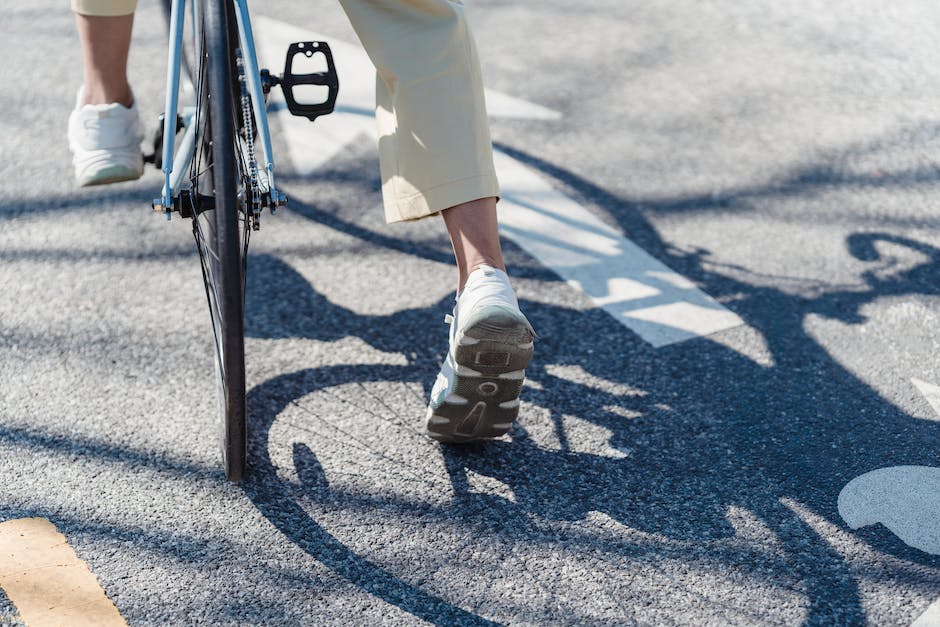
[147,0,339,481]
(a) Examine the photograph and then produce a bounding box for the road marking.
[913,598,940,627]
[911,378,940,420]
[842,384,940,627]
[254,17,744,347]
[494,151,744,346]
[784,497,940,626]
[837,466,940,555]
[0,517,126,627]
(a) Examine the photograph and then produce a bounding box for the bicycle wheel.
[190,0,250,481]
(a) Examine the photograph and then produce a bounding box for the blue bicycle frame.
[155,0,280,216]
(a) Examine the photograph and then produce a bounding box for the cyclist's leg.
[74,6,134,106]
[338,0,534,441]
[68,0,143,186]
[337,0,508,289]
[441,197,505,292]
[427,200,535,442]
[336,0,499,227]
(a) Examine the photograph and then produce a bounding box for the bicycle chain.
[236,49,262,230]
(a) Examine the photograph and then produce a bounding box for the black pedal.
[281,41,339,121]
[144,113,184,170]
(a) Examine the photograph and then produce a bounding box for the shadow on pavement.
[238,144,940,623]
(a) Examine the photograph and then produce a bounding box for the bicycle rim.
[191,0,249,482]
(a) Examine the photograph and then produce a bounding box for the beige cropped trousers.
[72,0,500,223]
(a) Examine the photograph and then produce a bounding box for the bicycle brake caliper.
[279,42,339,121]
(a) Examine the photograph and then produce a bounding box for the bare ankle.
[82,84,133,108]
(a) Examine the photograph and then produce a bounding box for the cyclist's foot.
[67,88,144,187]
[426,265,535,443]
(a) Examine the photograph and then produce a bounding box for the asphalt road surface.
[1,1,939,625]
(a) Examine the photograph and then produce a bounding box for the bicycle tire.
[192,0,248,481]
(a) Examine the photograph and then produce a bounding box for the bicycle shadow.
[241,153,940,623]
[244,252,451,371]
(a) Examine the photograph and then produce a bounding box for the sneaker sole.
[76,164,143,187]
[426,312,534,443]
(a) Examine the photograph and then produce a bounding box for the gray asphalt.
[1,0,939,625]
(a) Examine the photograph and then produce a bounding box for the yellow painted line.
[0,518,127,627]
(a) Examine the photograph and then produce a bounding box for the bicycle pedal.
[280,41,338,121]
[144,113,184,170]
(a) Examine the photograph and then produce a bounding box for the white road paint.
[253,17,744,347]
[912,598,940,627]
[838,466,940,555]
[912,378,940,420]
[494,151,744,346]
[782,497,940,626]
[842,383,940,626]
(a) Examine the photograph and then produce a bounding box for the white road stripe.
[254,16,744,347]
[494,151,744,346]
[912,598,940,627]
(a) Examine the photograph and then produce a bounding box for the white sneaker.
[426,265,535,442]
[67,88,144,187]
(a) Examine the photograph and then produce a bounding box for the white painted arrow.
[253,16,743,347]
